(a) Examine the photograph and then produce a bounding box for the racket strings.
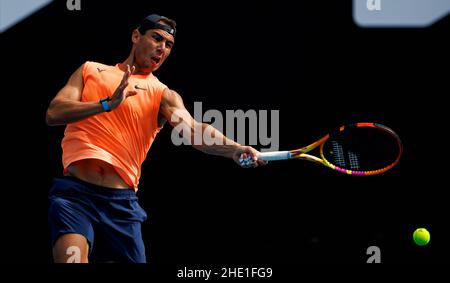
[323,126,401,172]
[331,140,346,167]
[347,150,360,170]
[331,140,361,170]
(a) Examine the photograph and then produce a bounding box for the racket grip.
[258,151,291,161]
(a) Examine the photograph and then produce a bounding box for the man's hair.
[160,18,176,31]
[138,14,177,37]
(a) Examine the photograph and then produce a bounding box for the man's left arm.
[159,88,266,167]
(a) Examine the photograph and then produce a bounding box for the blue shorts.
[48,176,147,263]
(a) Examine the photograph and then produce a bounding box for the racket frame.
[259,122,403,176]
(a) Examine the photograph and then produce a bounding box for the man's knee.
[53,233,89,263]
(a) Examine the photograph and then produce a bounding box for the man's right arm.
[46,64,137,126]
[46,64,104,126]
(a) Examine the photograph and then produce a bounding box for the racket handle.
[258,151,291,161]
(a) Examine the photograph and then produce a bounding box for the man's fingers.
[243,146,259,160]
[120,80,129,91]
[122,65,130,81]
[126,90,138,97]
[118,64,136,92]
[257,159,268,166]
[237,147,267,168]
[120,75,129,86]
[121,64,134,83]
[126,65,135,76]
[239,155,257,168]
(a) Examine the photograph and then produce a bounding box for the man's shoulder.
[84,61,111,68]
[147,73,169,92]
[83,61,119,75]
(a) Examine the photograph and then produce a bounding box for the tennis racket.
[240,122,403,175]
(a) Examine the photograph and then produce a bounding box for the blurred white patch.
[0,0,53,32]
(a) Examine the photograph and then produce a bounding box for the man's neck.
[120,57,152,76]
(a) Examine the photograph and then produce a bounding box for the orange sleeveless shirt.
[62,61,167,190]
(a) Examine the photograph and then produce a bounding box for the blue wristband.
[100,97,111,112]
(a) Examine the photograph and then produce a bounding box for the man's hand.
[109,64,138,110]
[233,146,268,168]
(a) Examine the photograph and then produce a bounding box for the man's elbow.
[45,109,55,126]
[45,108,61,126]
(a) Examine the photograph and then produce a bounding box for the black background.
[1,0,449,272]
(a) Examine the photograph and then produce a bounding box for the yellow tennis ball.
[413,228,430,246]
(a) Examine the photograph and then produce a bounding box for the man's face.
[133,27,174,72]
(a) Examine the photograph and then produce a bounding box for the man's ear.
[132,29,141,44]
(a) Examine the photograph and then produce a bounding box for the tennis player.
[46,14,266,263]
